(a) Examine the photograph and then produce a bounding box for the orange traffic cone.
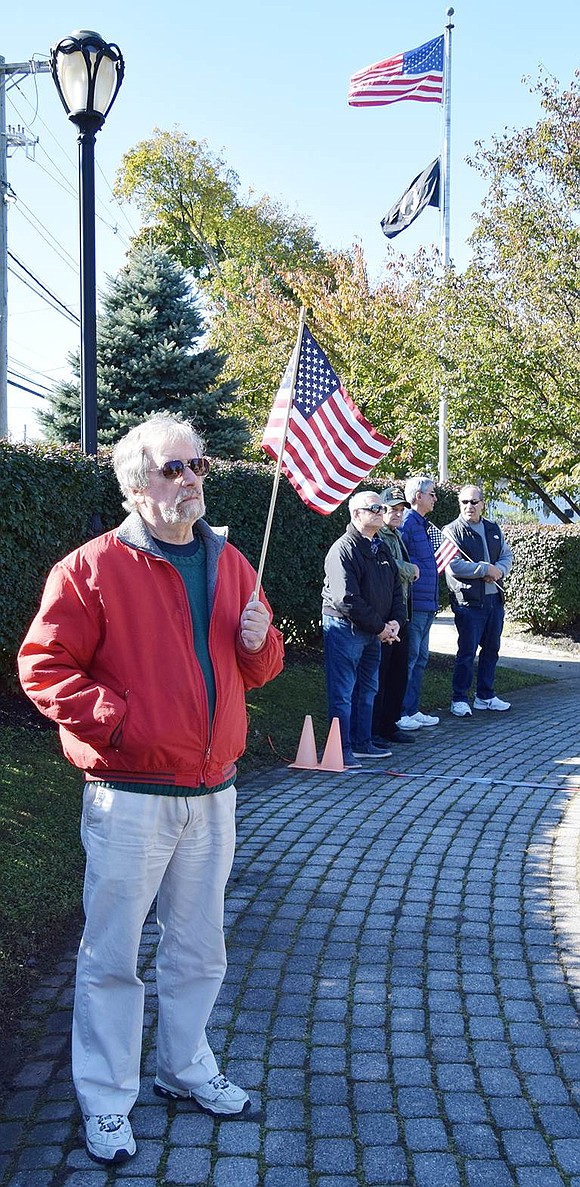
[318,717,346,772]
[289,714,319,769]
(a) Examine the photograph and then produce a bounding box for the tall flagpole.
[252,305,306,598]
[438,5,454,482]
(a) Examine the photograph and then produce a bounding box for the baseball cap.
[380,486,410,508]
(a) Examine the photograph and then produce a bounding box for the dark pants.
[452,593,504,701]
[372,622,410,740]
[322,615,381,754]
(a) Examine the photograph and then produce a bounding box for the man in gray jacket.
[443,484,513,717]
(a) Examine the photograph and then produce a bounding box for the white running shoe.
[413,711,440,726]
[473,695,511,711]
[154,1073,250,1115]
[84,1114,136,1163]
[395,715,422,731]
[450,701,472,717]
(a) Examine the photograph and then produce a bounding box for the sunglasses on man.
[154,458,211,480]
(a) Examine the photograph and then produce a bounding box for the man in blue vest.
[443,484,513,717]
[397,476,440,731]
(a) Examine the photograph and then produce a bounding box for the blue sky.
[3,0,579,439]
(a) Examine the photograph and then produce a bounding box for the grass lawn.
[0,724,85,1045]
[0,650,547,1045]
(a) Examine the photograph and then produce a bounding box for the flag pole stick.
[441,6,454,269]
[438,5,454,484]
[252,305,306,598]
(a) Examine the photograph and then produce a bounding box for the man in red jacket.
[18,413,284,1165]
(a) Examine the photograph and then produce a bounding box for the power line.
[8,248,79,319]
[7,376,47,399]
[11,198,78,272]
[8,86,135,243]
[8,258,80,325]
[8,366,52,396]
[10,351,59,379]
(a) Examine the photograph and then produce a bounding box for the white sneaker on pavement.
[413,711,440,726]
[450,701,472,717]
[154,1073,250,1115]
[395,715,422,731]
[84,1114,136,1163]
[473,695,511,711]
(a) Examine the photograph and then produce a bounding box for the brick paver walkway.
[1,675,580,1187]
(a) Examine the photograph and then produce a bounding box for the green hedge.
[503,523,580,631]
[0,443,347,683]
[4,441,575,681]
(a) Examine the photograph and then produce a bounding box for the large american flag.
[348,36,444,107]
[427,523,461,574]
[262,325,393,515]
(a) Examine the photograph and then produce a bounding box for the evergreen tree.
[38,245,249,457]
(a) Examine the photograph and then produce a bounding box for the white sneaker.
[474,695,511,712]
[396,715,422,731]
[413,711,440,726]
[84,1114,136,1163]
[450,701,472,717]
[155,1073,250,1115]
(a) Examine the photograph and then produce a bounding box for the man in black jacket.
[322,491,405,766]
[443,484,513,717]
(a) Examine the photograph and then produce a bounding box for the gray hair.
[349,490,379,519]
[458,483,484,502]
[404,475,435,506]
[112,412,205,511]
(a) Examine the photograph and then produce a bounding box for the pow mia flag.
[381,157,440,239]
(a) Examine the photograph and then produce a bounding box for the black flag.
[381,158,440,239]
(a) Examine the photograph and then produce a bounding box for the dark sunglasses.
[358,503,385,514]
[460,498,481,506]
[155,457,210,480]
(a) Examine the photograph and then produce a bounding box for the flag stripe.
[434,540,460,573]
[427,523,461,573]
[262,325,392,515]
[348,35,444,107]
[281,406,387,508]
[349,79,443,106]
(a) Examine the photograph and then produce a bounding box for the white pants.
[72,783,236,1116]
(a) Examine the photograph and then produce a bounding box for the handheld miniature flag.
[348,36,444,107]
[381,158,440,239]
[427,524,461,574]
[262,324,392,515]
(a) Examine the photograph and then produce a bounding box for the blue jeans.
[401,610,435,717]
[452,594,505,701]
[323,615,381,754]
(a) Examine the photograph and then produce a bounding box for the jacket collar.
[346,521,382,553]
[116,510,227,561]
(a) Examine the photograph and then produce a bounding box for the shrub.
[503,523,580,630]
[8,439,571,677]
[0,444,345,682]
[0,442,121,686]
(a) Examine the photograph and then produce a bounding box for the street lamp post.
[50,31,124,455]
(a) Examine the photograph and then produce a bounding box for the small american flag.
[428,524,461,574]
[348,35,444,107]
[262,324,392,515]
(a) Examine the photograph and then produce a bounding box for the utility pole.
[0,55,50,438]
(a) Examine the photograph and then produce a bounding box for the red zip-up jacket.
[18,512,284,790]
